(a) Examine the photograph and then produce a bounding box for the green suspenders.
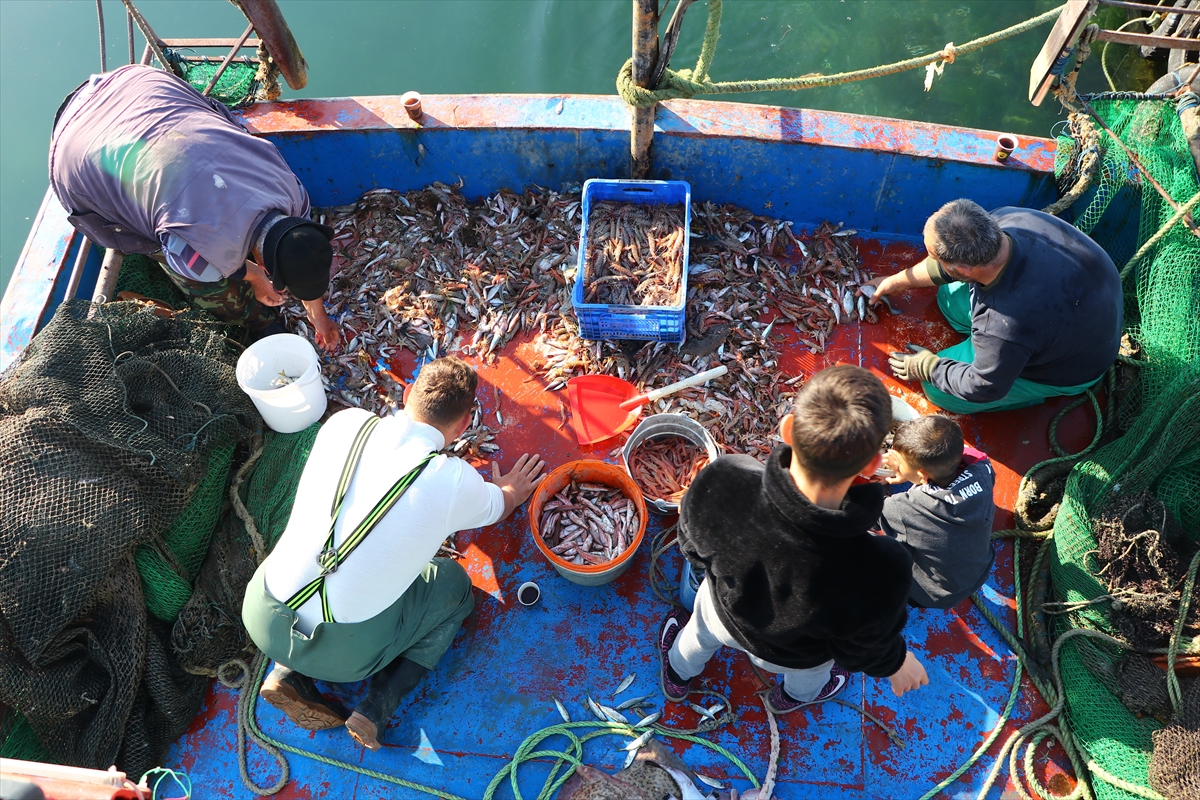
[285,415,437,624]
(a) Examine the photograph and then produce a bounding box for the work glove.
[889,345,940,382]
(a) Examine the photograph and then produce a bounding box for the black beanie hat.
[263,216,334,302]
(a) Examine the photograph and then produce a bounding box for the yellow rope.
[616,2,1066,107]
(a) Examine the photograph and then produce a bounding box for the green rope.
[1087,761,1168,800]
[924,378,1112,800]
[916,538,1028,800]
[483,719,759,800]
[991,386,1105,540]
[616,2,1065,107]
[235,650,759,800]
[1120,189,1200,282]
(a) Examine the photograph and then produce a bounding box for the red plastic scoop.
[566,366,727,445]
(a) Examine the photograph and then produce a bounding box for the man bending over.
[242,357,545,750]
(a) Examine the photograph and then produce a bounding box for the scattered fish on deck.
[614,673,637,695]
[615,693,653,711]
[623,729,655,751]
[286,186,877,460]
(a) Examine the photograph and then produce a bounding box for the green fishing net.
[1051,97,1200,800]
[166,48,260,110]
[115,253,189,309]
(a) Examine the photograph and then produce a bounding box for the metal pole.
[96,0,108,72]
[127,8,135,64]
[202,22,255,96]
[120,0,177,76]
[92,249,125,304]
[63,237,92,304]
[630,0,660,179]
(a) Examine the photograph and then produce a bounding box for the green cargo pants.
[160,264,278,331]
[242,557,475,684]
[920,282,1103,414]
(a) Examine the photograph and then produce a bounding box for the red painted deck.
[168,235,1088,799]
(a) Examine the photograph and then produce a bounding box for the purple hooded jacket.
[49,65,308,278]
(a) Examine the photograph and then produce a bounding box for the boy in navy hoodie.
[880,415,995,609]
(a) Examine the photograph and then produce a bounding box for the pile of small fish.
[539,208,876,457]
[268,369,299,389]
[285,183,877,458]
[628,435,710,504]
[538,481,640,566]
[582,201,685,307]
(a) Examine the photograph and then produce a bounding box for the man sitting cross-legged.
[242,356,545,750]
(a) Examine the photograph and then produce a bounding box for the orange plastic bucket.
[529,459,648,586]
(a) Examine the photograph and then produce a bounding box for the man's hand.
[244,260,285,307]
[865,257,938,307]
[887,650,929,697]
[302,299,341,353]
[492,453,546,520]
[864,274,901,304]
[889,346,940,382]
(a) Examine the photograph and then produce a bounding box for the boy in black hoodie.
[657,366,929,714]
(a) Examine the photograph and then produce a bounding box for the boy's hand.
[492,453,546,519]
[887,651,929,697]
[882,451,907,484]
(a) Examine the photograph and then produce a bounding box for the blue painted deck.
[2,94,1089,798]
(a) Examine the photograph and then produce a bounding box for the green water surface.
[0,0,1137,294]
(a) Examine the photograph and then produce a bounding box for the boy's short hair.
[406,356,478,427]
[789,366,892,483]
[892,415,964,484]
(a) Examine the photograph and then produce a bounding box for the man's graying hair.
[928,199,1003,267]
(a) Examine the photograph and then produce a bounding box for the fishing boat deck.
[166,236,1090,800]
[3,93,1086,799]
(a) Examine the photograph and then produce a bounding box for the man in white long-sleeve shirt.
[242,357,544,750]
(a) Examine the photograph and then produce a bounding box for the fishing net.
[164,48,261,110]
[1050,97,1200,800]
[171,424,320,675]
[1150,677,1200,800]
[0,300,260,777]
[115,253,189,309]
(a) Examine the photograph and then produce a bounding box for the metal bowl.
[622,413,720,514]
[876,395,922,478]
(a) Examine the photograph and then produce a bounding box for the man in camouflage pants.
[50,65,341,350]
[162,268,280,331]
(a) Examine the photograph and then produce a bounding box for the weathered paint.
[164,239,1087,800]
[2,95,1057,368]
[2,93,1088,798]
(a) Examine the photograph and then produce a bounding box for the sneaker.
[260,664,347,731]
[764,664,851,715]
[657,610,693,702]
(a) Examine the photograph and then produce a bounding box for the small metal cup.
[401,91,423,121]
[517,581,541,606]
[994,135,1017,162]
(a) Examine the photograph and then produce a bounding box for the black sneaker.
[657,610,693,702]
[764,664,851,715]
[259,664,347,731]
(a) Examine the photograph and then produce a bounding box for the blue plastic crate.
[572,179,691,343]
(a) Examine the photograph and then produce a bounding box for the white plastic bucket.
[236,334,327,433]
